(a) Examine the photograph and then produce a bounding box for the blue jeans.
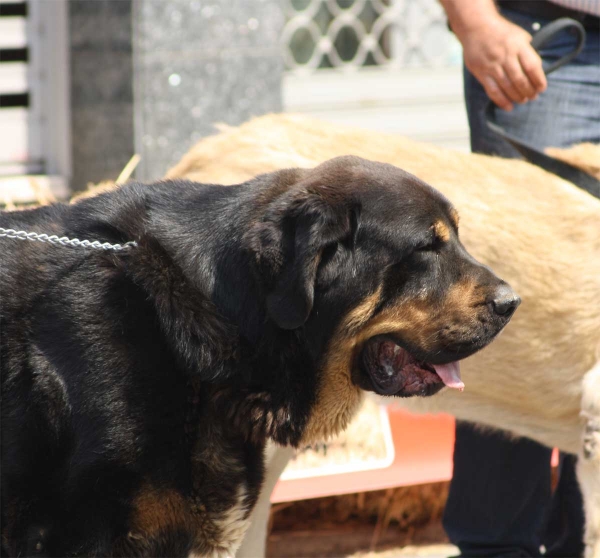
[465,8,600,157]
[443,7,599,558]
[445,423,584,557]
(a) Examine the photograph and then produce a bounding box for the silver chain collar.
[0,227,138,252]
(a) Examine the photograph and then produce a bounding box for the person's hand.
[457,14,547,111]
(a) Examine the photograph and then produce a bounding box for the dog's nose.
[491,284,521,317]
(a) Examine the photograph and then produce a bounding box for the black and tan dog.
[0,156,518,557]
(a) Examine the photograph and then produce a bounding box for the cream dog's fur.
[164,114,600,557]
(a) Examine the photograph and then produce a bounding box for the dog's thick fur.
[0,156,513,556]
[165,114,600,557]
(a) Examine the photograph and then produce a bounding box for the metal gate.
[282,0,469,150]
[0,0,70,202]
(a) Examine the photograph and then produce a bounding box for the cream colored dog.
[163,114,600,557]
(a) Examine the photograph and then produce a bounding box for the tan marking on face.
[365,278,480,352]
[433,219,450,242]
[301,287,382,444]
[441,278,482,328]
[445,277,479,308]
[373,279,481,349]
[302,277,485,445]
[343,287,384,336]
[450,208,460,229]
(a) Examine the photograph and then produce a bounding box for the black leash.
[485,18,600,197]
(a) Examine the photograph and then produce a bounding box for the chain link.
[0,227,138,252]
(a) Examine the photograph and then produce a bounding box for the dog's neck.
[138,182,318,446]
[143,181,267,342]
[72,180,318,446]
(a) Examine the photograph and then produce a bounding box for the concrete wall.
[132,0,284,181]
[69,0,134,190]
[68,0,284,188]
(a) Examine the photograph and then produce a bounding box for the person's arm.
[440,0,547,111]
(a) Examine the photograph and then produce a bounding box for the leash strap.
[485,18,600,198]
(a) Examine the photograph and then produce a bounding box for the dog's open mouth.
[359,336,464,397]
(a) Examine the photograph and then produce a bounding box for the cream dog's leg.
[236,444,294,558]
[579,361,600,558]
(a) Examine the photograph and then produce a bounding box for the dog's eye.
[320,242,339,266]
[416,238,441,252]
[317,242,342,287]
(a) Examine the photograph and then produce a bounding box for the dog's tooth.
[383,363,395,377]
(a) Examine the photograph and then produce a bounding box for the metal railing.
[283,0,460,74]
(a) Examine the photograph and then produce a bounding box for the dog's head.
[243,156,519,442]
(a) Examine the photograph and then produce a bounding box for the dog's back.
[1,200,193,556]
[1,206,69,315]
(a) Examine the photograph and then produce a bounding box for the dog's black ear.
[246,172,357,330]
[265,201,339,330]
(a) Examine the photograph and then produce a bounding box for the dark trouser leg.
[464,8,600,155]
[543,454,585,557]
[445,6,596,555]
[443,421,552,557]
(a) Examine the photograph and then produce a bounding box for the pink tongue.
[433,362,464,391]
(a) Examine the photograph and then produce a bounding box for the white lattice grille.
[283,0,461,73]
